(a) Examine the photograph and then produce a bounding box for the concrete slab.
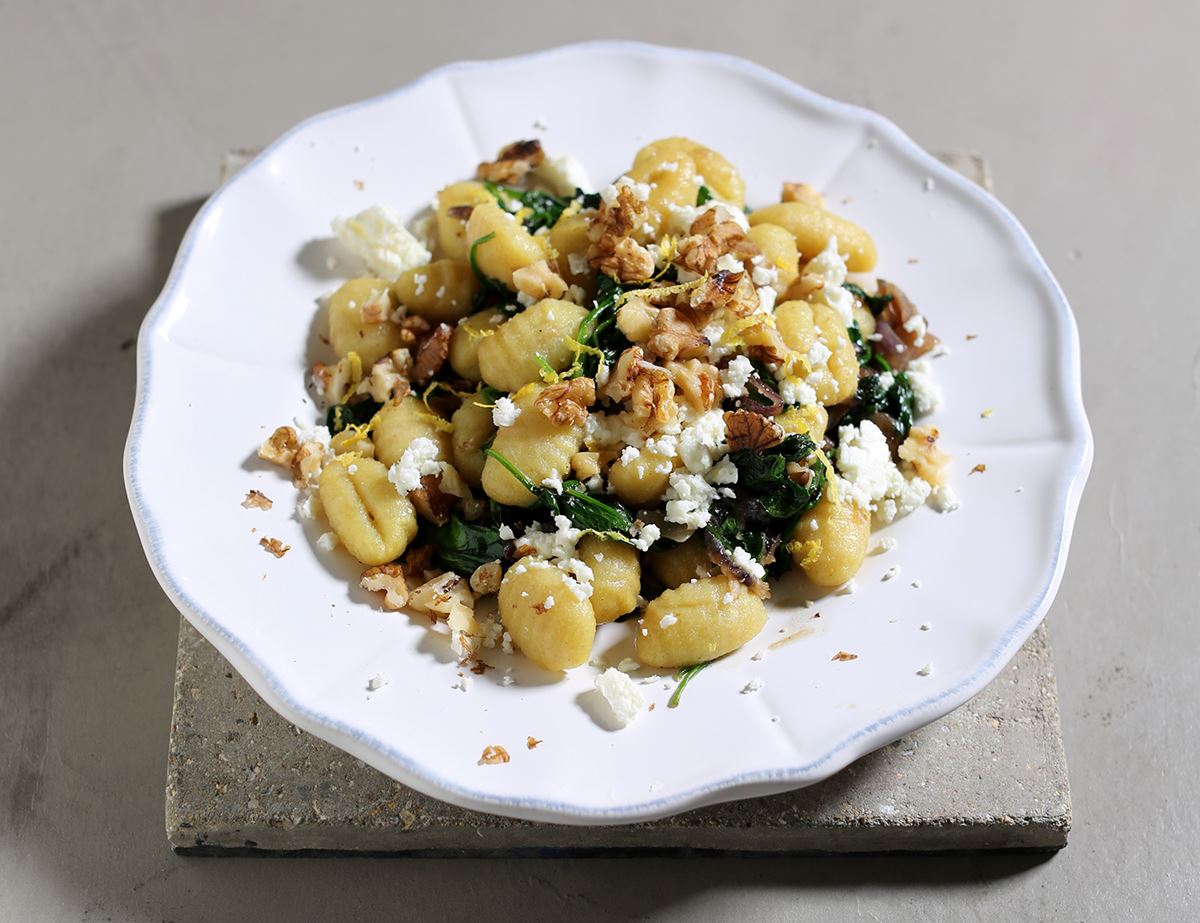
[166,620,1070,854]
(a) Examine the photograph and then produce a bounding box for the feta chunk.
[593,668,645,729]
[332,204,431,281]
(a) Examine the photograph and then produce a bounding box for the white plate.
[124,42,1091,824]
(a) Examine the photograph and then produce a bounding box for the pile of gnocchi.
[257,136,956,684]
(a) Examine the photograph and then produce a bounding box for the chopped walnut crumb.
[665,359,721,411]
[360,564,409,610]
[446,204,476,221]
[259,537,290,558]
[241,489,273,510]
[476,139,544,184]
[258,426,299,467]
[526,736,542,750]
[469,560,503,596]
[969,463,987,475]
[512,259,569,302]
[357,349,412,403]
[831,651,859,662]
[402,545,435,581]
[781,181,825,208]
[684,269,758,322]
[392,314,432,349]
[359,286,393,325]
[479,744,511,765]
[646,307,710,361]
[412,322,453,384]
[535,377,596,427]
[898,425,951,486]
[724,409,785,452]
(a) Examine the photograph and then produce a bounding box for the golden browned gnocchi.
[261,134,953,691]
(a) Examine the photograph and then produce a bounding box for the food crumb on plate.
[741,678,764,694]
[241,489,272,510]
[832,651,859,662]
[259,537,289,558]
[526,736,541,749]
[882,565,900,582]
[916,662,934,676]
[366,673,388,692]
[478,745,510,765]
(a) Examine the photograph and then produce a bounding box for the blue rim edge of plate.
[124,41,1093,824]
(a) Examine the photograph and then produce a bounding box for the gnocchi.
[259,134,954,698]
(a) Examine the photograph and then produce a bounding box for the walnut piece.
[477,139,544,184]
[359,286,393,325]
[412,322,453,384]
[241,489,273,511]
[408,571,480,658]
[356,348,412,403]
[290,440,327,488]
[409,473,458,525]
[666,360,721,411]
[259,537,290,558]
[724,409,785,452]
[781,181,825,208]
[676,209,758,275]
[587,184,654,282]
[646,307,710,361]
[603,348,678,433]
[478,745,510,765]
[258,426,299,467]
[469,561,503,596]
[684,269,755,322]
[360,564,409,610]
[898,425,951,486]
[526,736,542,750]
[512,259,569,302]
[535,377,596,427]
[393,314,432,349]
[831,650,859,662]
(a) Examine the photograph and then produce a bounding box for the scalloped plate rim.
[124,41,1092,824]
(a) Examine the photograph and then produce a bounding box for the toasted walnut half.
[599,236,655,283]
[646,307,710,361]
[476,139,544,184]
[724,409,785,452]
[512,259,569,302]
[360,563,410,610]
[536,377,596,427]
[258,426,299,467]
[604,347,677,434]
[684,269,758,322]
[587,184,655,283]
[676,209,758,275]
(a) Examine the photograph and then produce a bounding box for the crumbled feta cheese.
[498,524,515,541]
[716,253,743,274]
[919,621,932,631]
[722,592,734,605]
[619,445,640,465]
[707,457,739,485]
[806,341,832,370]
[659,613,678,629]
[903,314,928,347]
[600,175,650,205]
[500,674,514,687]
[617,658,640,673]
[836,579,858,596]
[316,531,340,552]
[541,475,563,493]
[750,651,763,661]
[388,437,442,494]
[805,236,854,322]
[516,291,536,308]
[492,396,521,427]
[906,359,943,416]
[779,376,817,407]
[452,674,471,692]
[501,631,514,654]
[664,471,718,530]
[721,355,754,398]
[922,177,935,192]
[755,285,777,313]
[873,536,898,554]
[912,580,924,590]
[593,668,645,729]
[929,484,961,513]
[514,516,593,597]
[631,522,660,552]
[751,259,779,289]
[882,565,900,582]
[542,595,555,610]
[916,662,933,676]
[876,371,895,392]
[366,673,387,692]
[412,272,428,296]
[332,204,431,282]
[836,420,933,524]
[731,547,766,581]
[677,408,727,474]
[741,678,764,694]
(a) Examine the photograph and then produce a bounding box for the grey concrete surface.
[168,620,1069,854]
[0,0,1194,919]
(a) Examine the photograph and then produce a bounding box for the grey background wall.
[1,1,1194,919]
